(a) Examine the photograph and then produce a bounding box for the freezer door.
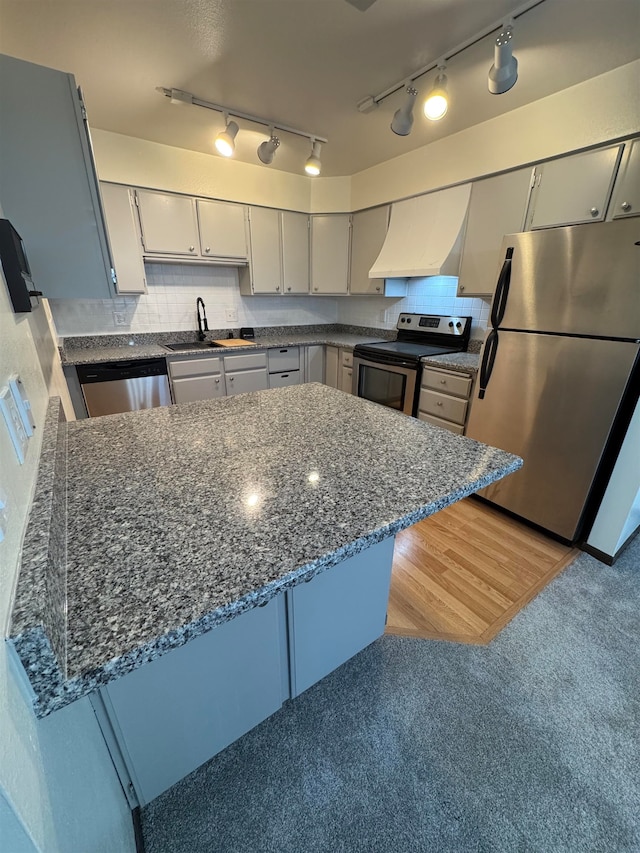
[494,219,640,338]
[466,331,639,541]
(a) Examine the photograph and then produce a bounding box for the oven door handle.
[355,355,415,370]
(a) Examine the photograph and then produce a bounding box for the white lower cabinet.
[417,366,474,434]
[168,357,225,403]
[96,537,395,806]
[268,346,301,388]
[324,346,339,388]
[303,345,324,383]
[224,351,269,396]
[324,346,353,392]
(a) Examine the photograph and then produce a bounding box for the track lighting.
[423,65,448,121]
[305,140,322,176]
[488,22,518,94]
[214,118,239,157]
[391,85,418,136]
[257,131,280,165]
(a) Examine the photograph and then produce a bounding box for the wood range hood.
[369,183,471,279]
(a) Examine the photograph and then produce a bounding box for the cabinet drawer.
[417,411,465,435]
[341,349,353,368]
[172,375,225,403]
[168,356,222,379]
[418,389,468,425]
[269,371,301,389]
[223,351,267,372]
[268,347,300,373]
[421,368,471,399]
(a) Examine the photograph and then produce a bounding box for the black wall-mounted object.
[0,219,40,313]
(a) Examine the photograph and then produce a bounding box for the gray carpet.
[142,539,640,853]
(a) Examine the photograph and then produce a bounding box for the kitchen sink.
[163,342,224,352]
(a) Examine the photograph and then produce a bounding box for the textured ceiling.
[1,0,638,177]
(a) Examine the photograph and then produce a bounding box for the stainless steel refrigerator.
[466,218,640,543]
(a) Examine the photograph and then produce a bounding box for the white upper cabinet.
[197,199,248,260]
[457,168,533,297]
[349,206,389,295]
[100,183,146,294]
[0,54,115,299]
[281,212,310,294]
[245,207,283,293]
[310,214,351,294]
[136,190,200,256]
[526,145,623,229]
[609,139,640,220]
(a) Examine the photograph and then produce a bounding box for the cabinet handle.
[281,374,289,378]
[280,349,288,353]
[621,201,632,212]
[590,207,599,217]
[205,247,211,253]
[189,245,195,252]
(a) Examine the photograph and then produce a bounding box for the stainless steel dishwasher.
[76,358,172,417]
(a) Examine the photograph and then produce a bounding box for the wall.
[50,263,340,337]
[350,60,640,210]
[0,204,134,850]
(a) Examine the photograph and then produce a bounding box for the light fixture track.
[358,0,547,111]
[156,87,327,145]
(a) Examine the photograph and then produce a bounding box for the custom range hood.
[369,183,471,279]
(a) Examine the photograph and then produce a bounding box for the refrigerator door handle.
[491,247,514,329]
[478,329,499,399]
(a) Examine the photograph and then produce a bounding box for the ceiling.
[1,0,638,178]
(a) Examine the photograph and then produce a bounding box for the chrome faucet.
[196,297,208,341]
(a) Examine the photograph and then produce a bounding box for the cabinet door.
[172,375,226,404]
[457,169,532,297]
[136,189,200,256]
[197,199,248,259]
[528,146,623,229]
[0,55,114,299]
[310,215,351,294]
[324,346,339,388]
[349,206,389,294]
[340,365,353,394]
[610,139,640,219]
[247,207,282,293]
[100,183,146,294]
[281,212,310,293]
[303,346,324,384]
[226,368,269,396]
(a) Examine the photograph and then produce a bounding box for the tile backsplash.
[49,266,490,340]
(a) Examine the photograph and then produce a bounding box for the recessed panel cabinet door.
[310,215,351,294]
[136,189,200,255]
[527,146,623,229]
[247,207,282,293]
[197,199,248,259]
[281,211,309,293]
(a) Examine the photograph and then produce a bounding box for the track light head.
[424,65,448,121]
[488,23,518,94]
[214,119,239,157]
[391,85,418,136]
[257,133,280,165]
[305,140,322,176]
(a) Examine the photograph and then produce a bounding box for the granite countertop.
[9,385,521,717]
[421,352,481,375]
[60,329,391,366]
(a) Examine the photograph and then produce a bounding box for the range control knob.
[406,317,412,323]
[448,321,454,327]
[400,317,406,323]
[456,321,462,329]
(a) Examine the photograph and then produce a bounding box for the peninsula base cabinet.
[93,536,395,806]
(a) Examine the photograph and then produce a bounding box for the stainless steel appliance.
[353,314,471,416]
[466,218,640,543]
[77,359,172,417]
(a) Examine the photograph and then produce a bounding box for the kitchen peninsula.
[9,383,521,804]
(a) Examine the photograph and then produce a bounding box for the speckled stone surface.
[60,324,394,365]
[421,352,480,375]
[9,384,521,717]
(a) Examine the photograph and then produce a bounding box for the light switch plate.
[8,374,35,436]
[0,386,28,464]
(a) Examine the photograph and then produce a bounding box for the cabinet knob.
[590,207,599,218]
[376,286,381,292]
[459,285,465,293]
[313,286,318,291]
[215,378,220,384]
[229,376,234,381]
[189,245,195,252]
[287,286,292,291]
[437,401,443,407]
[440,379,447,384]
[275,286,280,291]
[205,247,211,253]
[621,201,632,212]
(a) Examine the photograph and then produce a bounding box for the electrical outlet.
[8,375,35,436]
[113,311,128,326]
[0,486,6,543]
[0,386,28,464]
[225,308,238,323]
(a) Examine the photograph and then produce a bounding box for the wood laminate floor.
[386,496,578,645]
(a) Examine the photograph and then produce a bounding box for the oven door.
[353,355,418,416]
